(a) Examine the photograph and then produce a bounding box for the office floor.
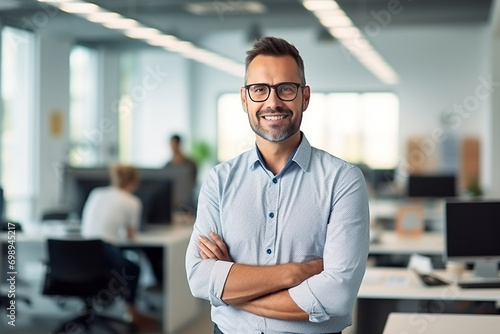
[0,243,213,334]
[0,277,213,334]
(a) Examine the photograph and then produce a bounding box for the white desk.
[355,267,500,334]
[382,312,500,334]
[359,267,500,302]
[129,225,200,334]
[2,223,200,334]
[369,231,444,255]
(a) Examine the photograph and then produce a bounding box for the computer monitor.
[62,166,180,225]
[407,174,457,198]
[134,179,172,225]
[445,200,500,279]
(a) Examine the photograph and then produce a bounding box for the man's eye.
[251,85,267,93]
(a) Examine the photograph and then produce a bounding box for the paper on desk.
[385,276,410,286]
[408,253,433,274]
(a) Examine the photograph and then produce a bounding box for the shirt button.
[272,178,277,184]
[266,249,272,254]
[269,212,274,218]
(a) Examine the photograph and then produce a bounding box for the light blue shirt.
[186,134,370,334]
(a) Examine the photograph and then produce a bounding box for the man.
[166,134,197,186]
[185,36,369,334]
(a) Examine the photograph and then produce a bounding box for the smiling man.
[185,36,370,334]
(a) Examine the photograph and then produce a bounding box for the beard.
[249,107,301,142]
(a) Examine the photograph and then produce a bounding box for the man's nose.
[263,88,284,109]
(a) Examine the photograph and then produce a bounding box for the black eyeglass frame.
[244,82,305,102]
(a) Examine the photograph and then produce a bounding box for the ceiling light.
[85,12,121,23]
[186,1,266,15]
[319,15,352,27]
[59,2,100,14]
[329,26,362,39]
[303,0,339,11]
[302,0,399,84]
[102,18,139,30]
[145,35,179,47]
[39,0,244,78]
[124,27,162,39]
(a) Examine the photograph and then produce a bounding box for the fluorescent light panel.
[302,0,398,84]
[36,0,244,78]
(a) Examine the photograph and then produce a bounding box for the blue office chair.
[42,238,137,334]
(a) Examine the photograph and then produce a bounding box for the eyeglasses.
[244,82,304,102]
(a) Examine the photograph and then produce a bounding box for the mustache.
[256,107,292,118]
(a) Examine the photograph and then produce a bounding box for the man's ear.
[240,87,248,113]
[302,85,311,112]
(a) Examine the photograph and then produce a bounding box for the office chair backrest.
[46,238,110,284]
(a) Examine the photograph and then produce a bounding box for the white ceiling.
[0,0,493,46]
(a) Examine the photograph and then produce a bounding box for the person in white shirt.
[81,164,158,331]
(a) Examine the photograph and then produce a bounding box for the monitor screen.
[445,200,500,278]
[135,179,172,225]
[407,174,457,198]
[63,167,178,225]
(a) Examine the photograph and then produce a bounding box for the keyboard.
[416,273,449,286]
[412,270,449,286]
[458,279,500,289]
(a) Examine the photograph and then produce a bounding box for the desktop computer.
[445,199,500,288]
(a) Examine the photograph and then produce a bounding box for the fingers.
[210,232,231,261]
[197,236,217,259]
[197,234,225,260]
[197,233,232,262]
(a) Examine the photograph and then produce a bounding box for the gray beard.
[249,107,300,142]
[251,122,299,142]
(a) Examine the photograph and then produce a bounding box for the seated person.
[81,164,158,331]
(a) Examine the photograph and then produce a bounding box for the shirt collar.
[248,132,312,173]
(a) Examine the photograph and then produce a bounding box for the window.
[1,26,35,222]
[68,45,99,166]
[217,92,399,169]
[118,50,189,167]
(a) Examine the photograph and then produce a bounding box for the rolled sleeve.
[289,282,330,322]
[208,260,234,306]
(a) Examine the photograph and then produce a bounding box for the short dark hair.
[171,134,181,143]
[245,36,306,85]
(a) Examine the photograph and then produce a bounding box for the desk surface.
[4,222,193,246]
[382,312,500,334]
[360,267,500,301]
[369,231,443,255]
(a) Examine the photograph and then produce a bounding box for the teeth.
[264,115,285,120]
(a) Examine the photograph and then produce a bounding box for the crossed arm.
[197,232,323,320]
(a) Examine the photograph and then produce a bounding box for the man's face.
[240,55,310,143]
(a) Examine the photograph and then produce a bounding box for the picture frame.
[395,204,424,237]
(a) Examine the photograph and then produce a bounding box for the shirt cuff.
[289,282,330,323]
[208,260,234,307]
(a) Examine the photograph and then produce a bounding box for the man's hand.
[197,232,232,261]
